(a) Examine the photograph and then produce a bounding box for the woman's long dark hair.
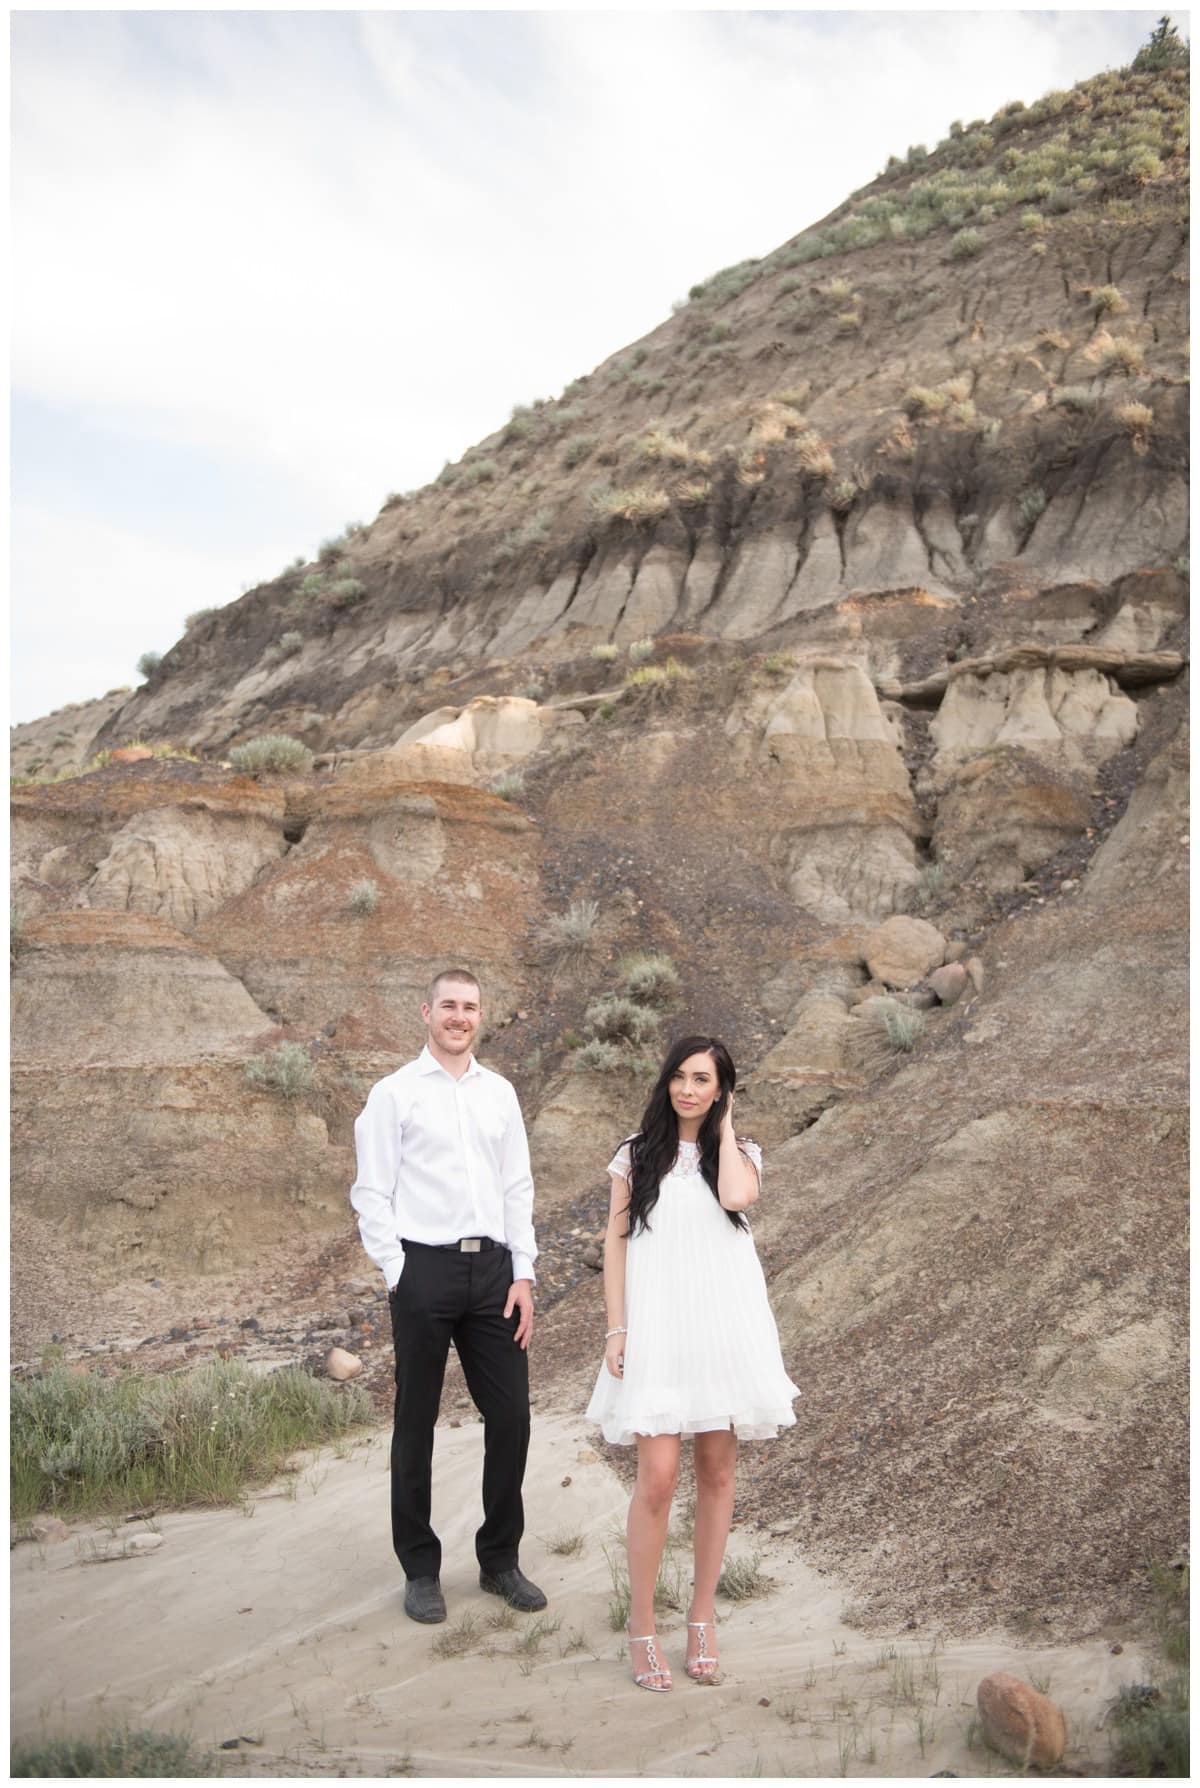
[626,1035,748,1236]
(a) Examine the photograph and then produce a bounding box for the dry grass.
[795,432,835,477]
[589,484,671,524]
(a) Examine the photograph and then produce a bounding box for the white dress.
[585,1137,801,1446]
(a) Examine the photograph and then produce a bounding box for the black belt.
[401,1236,504,1254]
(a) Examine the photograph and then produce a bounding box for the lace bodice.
[607,1135,763,1184]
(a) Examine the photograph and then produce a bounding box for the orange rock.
[976,1670,1067,1769]
[108,746,155,763]
[325,1346,363,1381]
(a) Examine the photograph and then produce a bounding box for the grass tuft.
[872,998,925,1053]
[539,898,600,968]
[585,994,661,1047]
[11,1726,217,1777]
[717,1552,774,1601]
[11,1359,372,1520]
[348,879,380,916]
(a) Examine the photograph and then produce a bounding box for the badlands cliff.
[11,59,1188,1638]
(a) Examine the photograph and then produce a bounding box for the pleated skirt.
[585,1165,800,1446]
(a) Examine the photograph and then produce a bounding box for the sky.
[10,5,1183,725]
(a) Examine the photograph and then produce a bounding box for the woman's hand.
[719,1090,736,1140]
[605,1333,625,1379]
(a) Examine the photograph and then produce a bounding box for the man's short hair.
[427,967,482,1006]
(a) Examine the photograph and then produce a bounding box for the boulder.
[928,962,969,1007]
[325,1347,363,1381]
[863,916,947,988]
[976,1671,1067,1770]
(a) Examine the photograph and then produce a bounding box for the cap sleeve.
[607,1139,634,1183]
[736,1136,763,1180]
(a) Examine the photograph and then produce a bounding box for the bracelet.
[605,1326,627,1339]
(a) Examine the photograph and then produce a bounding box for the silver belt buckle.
[460,1237,482,1253]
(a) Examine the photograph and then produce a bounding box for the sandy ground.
[12,1414,1149,1779]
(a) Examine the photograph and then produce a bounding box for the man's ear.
[420,1003,431,1024]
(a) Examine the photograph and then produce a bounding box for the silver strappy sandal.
[685,1618,719,1682]
[628,1628,673,1692]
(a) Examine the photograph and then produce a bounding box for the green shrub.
[461,458,498,487]
[297,572,325,599]
[275,630,304,656]
[573,1038,623,1073]
[1016,485,1049,530]
[563,435,598,468]
[590,643,619,662]
[317,537,345,566]
[628,637,655,664]
[244,1041,314,1098]
[1132,18,1189,73]
[488,770,526,801]
[349,879,379,916]
[136,651,162,679]
[10,1358,372,1520]
[717,1551,773,1601]
[688,260,759,305]
[184,608,219,629]
[11,1727,216,1777]
[1054,385,1100,411]
[228,734,313,776]
[625,658,692,691]
[539,898,600,964]
[620,952,680,1006]
[585,994,661,1047]
[948,227,985,258]
[329,577,366,608]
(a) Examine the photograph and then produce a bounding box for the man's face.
[422,979,482,1057]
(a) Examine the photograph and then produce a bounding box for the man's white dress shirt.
[350,1046,537,1290]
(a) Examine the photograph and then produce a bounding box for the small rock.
[976,1671,1066,1770]
[581,1243,603,1271]
[168,1326,189,1342]
[577,1448,599,1464]
[758,1696,771,1708]
[561,1476,572,1488]
[964,955,985,994]
[239,1317,260,1332]
[342,1278,373,1297]
[109,745,155,764]
[943,941,968,963]
[928,962,969,1007]
[896,988,937,1010]
[325,1346,363,1381]
[1059,878,1078,893]
[29,1516,72,1545]
[863,915,947,989]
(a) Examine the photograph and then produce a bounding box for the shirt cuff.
[384,1255,405,1290]
[510,1252,535,1284]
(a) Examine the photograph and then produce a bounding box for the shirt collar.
[418,1043,481,1079]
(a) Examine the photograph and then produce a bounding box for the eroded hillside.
[11,57,1188,1641]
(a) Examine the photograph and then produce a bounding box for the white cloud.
[11,9,1175,722]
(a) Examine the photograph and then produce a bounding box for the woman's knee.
[694,1439,737,1496]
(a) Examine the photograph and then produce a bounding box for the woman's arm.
[716,1098,760,1211]
[602,1172,631,1377]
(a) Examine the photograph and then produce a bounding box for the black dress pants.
[388,1242,530,1581]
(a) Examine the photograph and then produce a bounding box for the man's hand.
[505,1277,534,1349]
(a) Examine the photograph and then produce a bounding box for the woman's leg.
[627,1433,680,1683]
[688,1428,738,1672]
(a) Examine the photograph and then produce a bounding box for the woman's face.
[668,1051,722,1124]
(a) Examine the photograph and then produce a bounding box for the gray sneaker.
[404,1575,447,1623]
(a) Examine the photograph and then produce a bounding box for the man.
[350,967,546,1624]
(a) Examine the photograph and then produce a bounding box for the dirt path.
[11,1413,1147,1777]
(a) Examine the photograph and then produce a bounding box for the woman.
[585,1036,799,1692]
